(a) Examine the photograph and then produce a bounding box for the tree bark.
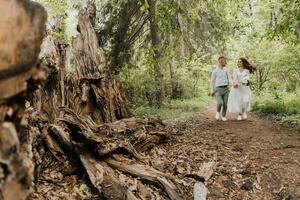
[148,0,165,106]
[0,1,47,199]
[34,2,131,124]
[106,158,184,200]
[169,6,187,99]
[177,11,186,57]
[170,56,180,99]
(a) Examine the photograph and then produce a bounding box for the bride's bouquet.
[241,76,250,86]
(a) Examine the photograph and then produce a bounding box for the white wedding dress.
[228,69,251,114]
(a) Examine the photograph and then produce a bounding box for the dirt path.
[159,104,300,200]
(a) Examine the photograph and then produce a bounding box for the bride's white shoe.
[215,112,221,120]
[237,115,242,121]
[243,113,247,120]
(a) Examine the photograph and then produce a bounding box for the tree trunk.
[148,0,165,106]
[170,56,180,99]
[168,7,187,99]
[177,11,186,57]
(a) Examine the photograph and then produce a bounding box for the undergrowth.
[252,90,300,126]
[133,97,210,121]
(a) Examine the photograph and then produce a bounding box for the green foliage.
[38,0,300,123]
[35,0,69,41]
[134,97,210,120]
[35,0,89,42]
[252,91,300,123]
[224,0,300,125]
[35,0,68,18]
[117,64,157,106]
[117,48,213,107]
[271,0,300,43]
[97,0,146,73]
[50,20,68,41]
[169,51,212,98]
[110,0,234,108]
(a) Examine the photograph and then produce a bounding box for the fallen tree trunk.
[106,159,184,200]
[79,151,139,200]
[41,110,177,198]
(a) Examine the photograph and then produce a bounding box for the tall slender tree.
[147,0,165,106]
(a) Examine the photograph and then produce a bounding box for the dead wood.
[56,108,168,159]
[79,151,139,200]
[0,1,47,199]
[186,161,216,183]
[44,132,67,163]
[0,0,46,101]
[39,110,176,199]
[106,159,184,200]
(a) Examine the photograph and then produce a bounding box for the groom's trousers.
[216,86,229,117]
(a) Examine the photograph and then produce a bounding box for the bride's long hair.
[240,58,256,74]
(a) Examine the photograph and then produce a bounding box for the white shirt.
[210,66,232,93]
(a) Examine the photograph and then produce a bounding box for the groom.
[210,56,232,121]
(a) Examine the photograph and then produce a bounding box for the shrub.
[252,90,300,124]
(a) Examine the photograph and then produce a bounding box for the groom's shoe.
[215,112,221,120]
[242,113,248,120]
[221,117,227,121]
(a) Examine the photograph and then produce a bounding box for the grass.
[133,90,300,126]
[251,91,300,125]
[133,97,211,121]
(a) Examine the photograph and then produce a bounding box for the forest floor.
[32,103,300,200]
[159,103,300,200]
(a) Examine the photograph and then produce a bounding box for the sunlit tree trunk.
[177,11,186,57]
[148,0,165,106]
[170,56,179,99]
[169,5,185,100]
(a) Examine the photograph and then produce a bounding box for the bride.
[228,58,256,120]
